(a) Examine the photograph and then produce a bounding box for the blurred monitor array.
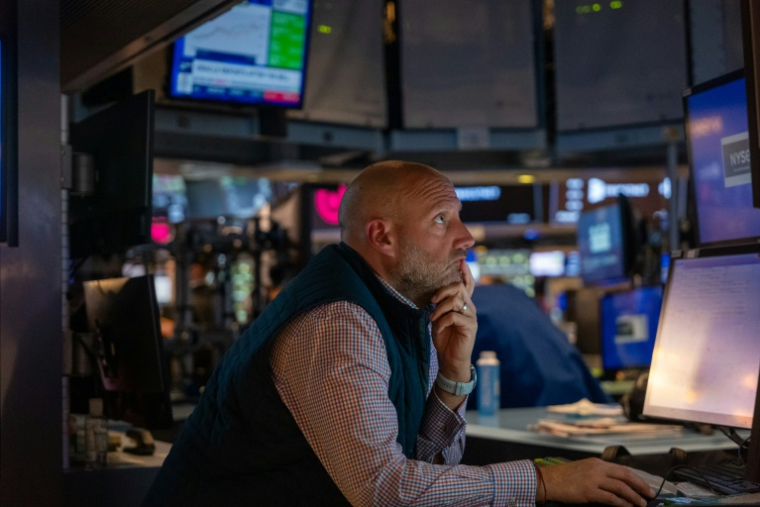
[685,70,760,246]
[476,249,535,297]
[169,0,312,108]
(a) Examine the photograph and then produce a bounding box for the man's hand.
[540,458,654,507]
[429,259,478,408]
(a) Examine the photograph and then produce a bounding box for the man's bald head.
[338,160,449,242]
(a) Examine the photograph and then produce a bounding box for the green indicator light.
[576,6,583,13]
[318,24,332,34]
[610,1,622,8]
[592,3,601,11]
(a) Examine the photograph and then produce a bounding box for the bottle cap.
[89,398,103,417]
[480,351,497,359]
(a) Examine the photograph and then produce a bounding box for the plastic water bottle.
[476,351,500,416]
[85,398,108,470]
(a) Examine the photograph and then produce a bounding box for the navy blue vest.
[143,243,431,506]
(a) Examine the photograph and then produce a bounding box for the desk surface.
[465,407,745,456]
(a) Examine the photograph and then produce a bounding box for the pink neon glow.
[151,219,172,244]
[314,185,346,226]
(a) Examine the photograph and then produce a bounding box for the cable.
[656,464,717,497]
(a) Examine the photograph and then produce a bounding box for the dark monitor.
[456,185,540,225]
[69,91,154,258]
[554,0,687,131]
[644,245,760,430]
[741,0,760,213]
[83,275,173,429]
[600,285,662,373]
[168,0,312,108]
[685,70,760,246]
[577,197,635,285]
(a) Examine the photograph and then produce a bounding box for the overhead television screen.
[169,0,312,108]
[686,71,760,246]
[554,0,687,130]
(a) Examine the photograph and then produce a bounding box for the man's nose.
[455,220,475,250]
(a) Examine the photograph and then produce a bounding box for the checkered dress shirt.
[270,277,537,506]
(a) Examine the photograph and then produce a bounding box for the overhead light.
[518,174,535,184]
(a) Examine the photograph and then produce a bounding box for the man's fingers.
[599,478,648,507]
[429,296,476,322]
[430,283,463,305]
[609,467,654,499]
[431,311,476,338]
[593,490,638,507]
[460,258,475,297]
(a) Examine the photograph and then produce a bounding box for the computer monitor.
[168,0,312,108]
[69,91,155,258]
[643,245,760,430]
[600,285,662,374]
[529,251,566,277]
[576,197,636,285]
[456,185,540,225]
[83,275,173,429]
[185,177,272,220]
[685,69,760,246]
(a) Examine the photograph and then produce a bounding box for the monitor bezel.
[643,242,760,429]
[0,31,18,246]
[165,0,313,111]
[684,69,760,248]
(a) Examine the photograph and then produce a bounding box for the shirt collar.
[376,275,420,310]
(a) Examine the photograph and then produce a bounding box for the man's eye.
[434,214,445,224]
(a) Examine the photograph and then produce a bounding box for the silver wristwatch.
[435,365,477,396]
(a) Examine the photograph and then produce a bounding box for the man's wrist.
[435,365,477,397]
[438,362,473,382]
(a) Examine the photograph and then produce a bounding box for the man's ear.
[365,219,397,258]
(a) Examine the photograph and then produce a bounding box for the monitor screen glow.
[687,72,760,245]
[169,0,311,108]
[529,251,566,277]
[644,253,760,429]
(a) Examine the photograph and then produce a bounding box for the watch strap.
[435,365,477,396]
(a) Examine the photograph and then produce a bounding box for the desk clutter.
[530,417,683,437]
[529,399,683,437]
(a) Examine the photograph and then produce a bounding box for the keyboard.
[673,462,760,496]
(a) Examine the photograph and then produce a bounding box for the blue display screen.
[169,0,311,107]
[601,285,663,371]
[577,204,626,284]
[687,74,760,245]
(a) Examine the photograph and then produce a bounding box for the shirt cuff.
[487,459,537,507]
[415,388,467,463]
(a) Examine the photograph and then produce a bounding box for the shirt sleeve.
[414,357,468,465]
[270,302,537,507]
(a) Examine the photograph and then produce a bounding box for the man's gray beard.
[396,240,461,306]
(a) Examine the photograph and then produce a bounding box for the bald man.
[144,161,652,507]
